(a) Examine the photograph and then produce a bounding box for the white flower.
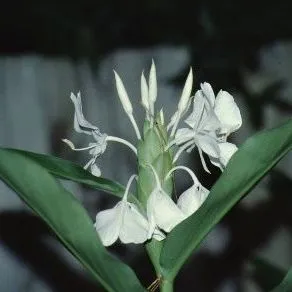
[95,175,164,246]
[147,165,186,236]
[170,83,242,172]
[62,92,108,176]
[166,166,209,217]
[63,92,138,177]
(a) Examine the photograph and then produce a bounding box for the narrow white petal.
[114,71,133,115]
[177,185,209,217]
[185,90,205,129]
[141,72,149,112]
[214,90,242,134]
[95,206,122,246]
[178,68,193,113]
[70,92,98,133]
[200,82,215,108]
[119,204,149,244]
[218,142,238,166]
[147,188,186,233]
[149,60,157,110]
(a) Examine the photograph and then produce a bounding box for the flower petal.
[218,142,238,166]
[147,188,186,233]
[70,92,98,134]
[196,134,220,158]
[185,90,205,129]
[177,185,209,217]
[95,205,122,246]
[174,128,194,145]
[119,204,149,244]
[201,82,215,108]
[214,90,242,134]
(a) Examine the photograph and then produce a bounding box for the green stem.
[160,278,174,292]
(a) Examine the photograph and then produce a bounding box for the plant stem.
[160,279,174,292]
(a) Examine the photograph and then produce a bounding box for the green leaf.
[160,119,292,279]
[3,148,132,200]
[0,149,145,292]
[271,267,292,292]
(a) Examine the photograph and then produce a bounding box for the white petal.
[119,204,149,244]
[196,134,220,158]
[200,82,215,107]
[90,163,101,177]
[141,72,149,112]
[95,205,122,246]
[218,142,238,166]
[178,68,193,113]
[114,71,133,115]
[149,60,157,104]
[214,90,242,134]
[177,185,209,217]
[147,188,186,233]
[70,92,98,133]
[185,90,205,129]
[174,128,194,145]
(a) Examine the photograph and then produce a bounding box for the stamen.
[106,136,137,154]
[62,139,96,151]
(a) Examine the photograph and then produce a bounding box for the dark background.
[1,1,292,291]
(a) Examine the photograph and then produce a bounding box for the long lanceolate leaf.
[4,148,125,197]
[0,149,145,292]
[160,119,292,279]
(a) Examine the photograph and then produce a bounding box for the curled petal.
[70,92,98,134]
[214,90,242,134]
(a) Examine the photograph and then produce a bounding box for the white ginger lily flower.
[166,166,209,217]
[95,175,164,246]
[170,82,242,172]
[147,165,186,236]
[63,92,137,177]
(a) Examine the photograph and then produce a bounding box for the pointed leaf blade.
[161,119,292,279]
[0,149,145,292]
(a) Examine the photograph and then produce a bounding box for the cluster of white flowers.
[63,61,242,246]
